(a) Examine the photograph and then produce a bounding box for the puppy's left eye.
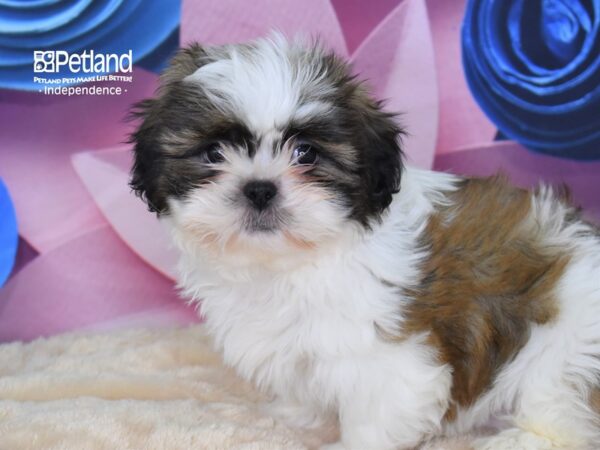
[292,143,318,165]
[203,143,225,164]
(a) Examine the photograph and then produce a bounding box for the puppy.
[130,34,600,449]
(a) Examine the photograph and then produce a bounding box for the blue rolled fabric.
[462,0,600,160]
[0,179,17,287]
[137,27,180,74]
[0,0,180,90]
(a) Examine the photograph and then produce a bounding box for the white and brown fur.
[130,34,600,449]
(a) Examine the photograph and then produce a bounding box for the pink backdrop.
[1,0,599,342]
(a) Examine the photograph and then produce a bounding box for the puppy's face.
[131,36,403,265]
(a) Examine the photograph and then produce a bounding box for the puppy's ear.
[129,44,209,214]
[129,97,165,214]
[353,90,404,218]
[158,43,210,88]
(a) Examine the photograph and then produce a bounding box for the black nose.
[243,180,278,210]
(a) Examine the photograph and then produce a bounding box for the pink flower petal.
[426,0,495,153]
[434,141,600,222]
[330,0,401,53]
[0,226,198,343]
[0,69,158,253]
[10,237,38,281]
[352,0,438,169]
[72,147,178,281]
[181,0,348,56]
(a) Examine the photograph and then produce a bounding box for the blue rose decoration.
[0,179,17,287]
[462,0,600,160]
[0,0,180,90]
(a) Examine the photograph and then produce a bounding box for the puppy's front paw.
[473,428,557,450]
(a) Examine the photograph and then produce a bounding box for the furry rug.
[0,326,472,449]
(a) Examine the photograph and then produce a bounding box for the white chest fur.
[198,240,403,402]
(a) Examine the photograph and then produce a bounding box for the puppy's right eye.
[202,143,225,164]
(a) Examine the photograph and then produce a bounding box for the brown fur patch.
[403,176,569,412]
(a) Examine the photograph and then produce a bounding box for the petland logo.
[33,50,132,74]
[33,49,133,96]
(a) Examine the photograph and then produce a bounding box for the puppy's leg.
[321,345,453,450]
[321,390,445,450]
[473,428,557,450]
[473,382,599,450]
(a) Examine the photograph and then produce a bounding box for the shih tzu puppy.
[130,34,600,449]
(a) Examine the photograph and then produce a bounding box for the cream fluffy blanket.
[0,326,471,449]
